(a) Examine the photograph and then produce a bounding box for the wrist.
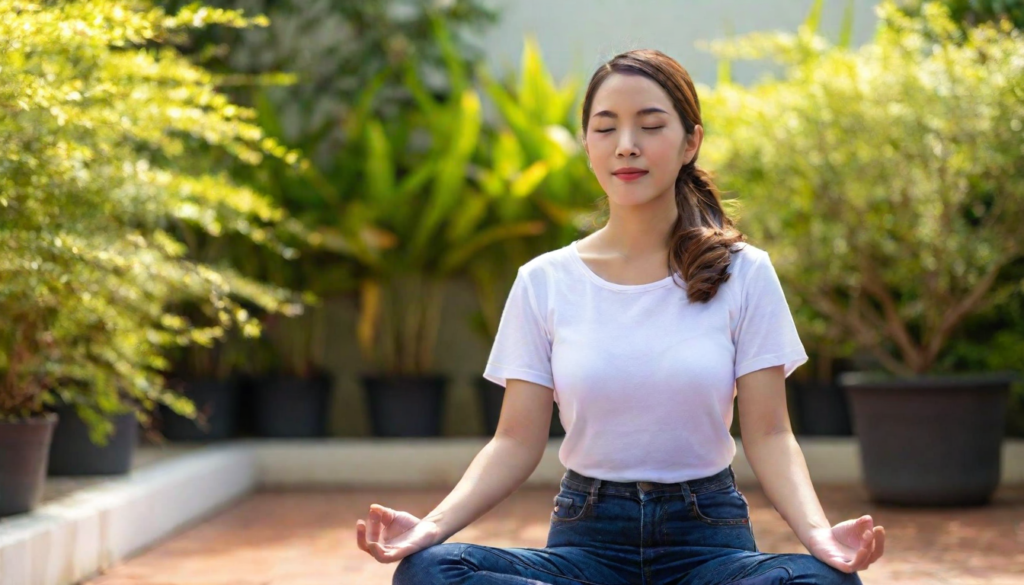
[796,521,831,545]
[423,515,449,546]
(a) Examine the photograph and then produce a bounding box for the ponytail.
[669,162,746,304]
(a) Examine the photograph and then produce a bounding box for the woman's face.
[584,72,701,207]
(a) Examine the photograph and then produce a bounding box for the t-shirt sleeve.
[482,268,554,389]
[733,250,809,380]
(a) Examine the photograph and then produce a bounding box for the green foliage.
[701,1,1024,375]
[155,0,498,163]
[0,0,305,437]
[142,1,499,378]
[899,0,1024,31]
[466,37,605,342]
[318,18,548,376]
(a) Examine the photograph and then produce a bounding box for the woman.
[356,49,886,585]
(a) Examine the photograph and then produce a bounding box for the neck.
[599,189,678,258]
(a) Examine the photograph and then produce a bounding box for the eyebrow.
[591,107,670,120]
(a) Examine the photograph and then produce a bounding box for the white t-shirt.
[483,239,808,483]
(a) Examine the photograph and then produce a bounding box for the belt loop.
[590,478,602,505]
[729,465,737,486]
[679,478,692,506]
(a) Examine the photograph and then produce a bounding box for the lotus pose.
[357,48,885,584]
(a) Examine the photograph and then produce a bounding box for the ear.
[684,124,704,164]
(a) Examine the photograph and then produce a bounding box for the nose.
[615,130,640,158]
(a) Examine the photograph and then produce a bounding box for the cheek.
[649,135,687,165]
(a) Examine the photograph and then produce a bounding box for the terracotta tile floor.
[85,482,1024,585]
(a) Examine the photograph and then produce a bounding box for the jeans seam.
[690,479,734,495]
[726,565,793,584]
[467,546,607,585]
[690,491,750,526]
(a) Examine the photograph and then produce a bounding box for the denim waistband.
[562,466,736,502]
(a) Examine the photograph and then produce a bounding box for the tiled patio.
[83,481,1024,585]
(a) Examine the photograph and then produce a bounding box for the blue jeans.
[393,466,862,585]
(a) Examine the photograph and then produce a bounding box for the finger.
[867,526,886,564]
[849,530,874,571]
[367,505,385,543]
[830,558,856,574]
[859,515,874,531]
[355,520,368,553]
[862,532,877,567]
[369,541,400,564]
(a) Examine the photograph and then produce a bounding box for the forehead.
[590,72,675,115]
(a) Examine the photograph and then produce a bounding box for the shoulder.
[726,241,771,278]
[517,244,574,282]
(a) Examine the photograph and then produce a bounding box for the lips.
[613,169,648,181]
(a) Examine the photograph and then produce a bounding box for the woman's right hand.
[355,503,443,564]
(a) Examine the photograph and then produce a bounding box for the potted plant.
[300,18,549,437]
[785,306,857,436]
[702,1,1024,505]
[0,0,305,512]
[46,386,140,477]
[938,263,1024,438]
[159,324,246,442]
[467,37,607,438]
[44,324,144,476]
[247,304,334,438]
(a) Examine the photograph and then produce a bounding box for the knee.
[835,570,863,585]
[392,543,468,585]
[802,563,863,585]
[783,556,864,585]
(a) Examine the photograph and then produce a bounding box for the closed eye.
[594,127,664,133]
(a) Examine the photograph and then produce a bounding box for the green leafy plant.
[292,17,548,376]
[0,0,306,442]
[899,0,1024,31]
[466,37,604,342]
[156,0,498,166]
[701,0,1024,376]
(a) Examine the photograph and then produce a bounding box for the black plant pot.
[235,372,257,437]
[0,414,57,517]
[840,370,1017,506]
[252,371,333,438]
[47,406,137,476]
[476,378,565,438]
[791,379,853,436]
[363,374,447,437]
[159,377,241,442]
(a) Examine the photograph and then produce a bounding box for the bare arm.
[737,365,830,543]
[738,366,885,574]
[425,378,554,544]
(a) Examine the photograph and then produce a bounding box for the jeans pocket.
[691,485,750,526]
[550,489,591,523]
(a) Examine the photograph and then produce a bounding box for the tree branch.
[805,285,915,377]
[924,243,1019,368]
[859,256,924,371]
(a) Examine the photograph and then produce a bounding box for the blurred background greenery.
[1,0,1022,448]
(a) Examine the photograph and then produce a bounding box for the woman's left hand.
[804,515,886,574]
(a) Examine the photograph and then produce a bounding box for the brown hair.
[581,49,746,304]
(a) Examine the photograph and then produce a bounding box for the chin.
[607,188,665,206]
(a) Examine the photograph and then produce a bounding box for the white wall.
[473,0,881,87]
